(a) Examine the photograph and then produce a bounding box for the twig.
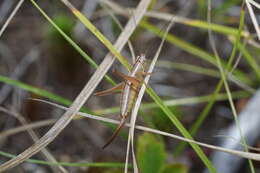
[0,0,24,38]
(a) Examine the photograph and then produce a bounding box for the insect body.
[95,54,147,148]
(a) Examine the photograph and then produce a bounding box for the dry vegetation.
[0,0,260,173]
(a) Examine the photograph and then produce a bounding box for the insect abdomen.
[127,89,138,114]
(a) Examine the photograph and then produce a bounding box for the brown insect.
[95,54,149,148]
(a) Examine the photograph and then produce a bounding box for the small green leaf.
[137,133,166,173]
[160,164,188,173]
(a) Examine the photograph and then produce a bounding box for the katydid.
[95,54,149,148]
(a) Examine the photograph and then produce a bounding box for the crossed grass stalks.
[0,0,260,172]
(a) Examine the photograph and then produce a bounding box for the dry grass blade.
[249,0,260,9]
[102,0,184,25]
[0,0,24,38]
[103,0,251,38]
[0,107,68,173]
[32,99,260,162]
[246,0,260,41]
[214,135,260,152]
[59,0,143,68]
[124,17,175,173]
[207,0,255,172]
[0,0,150,171]
[0,119,56,140]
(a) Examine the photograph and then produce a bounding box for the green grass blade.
[0,151,126,168]
[0,74,129,141]
[146,87,217,173]
[0,75,70,106]
[59,3,216,171]
[0,75,92,114]
[174,4,250,157]
[68,7,216,171]
[31,1,220,171]
[104,1,249,37]
[140,21,251,85]
[183,19,242,36]
[96,90,249,115]
[174,81,224,156]
[198,0,207,18]
[231,39,260,80]
[208,2,255,172]
[62,1,130,70]
[30,0,116,86]
[157,61,220,78]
